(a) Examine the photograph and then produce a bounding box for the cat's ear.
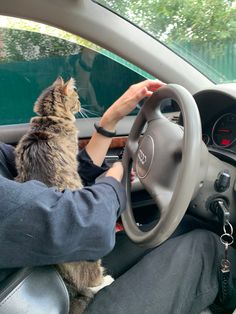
[63,78,76,96]
[53,76,64,87]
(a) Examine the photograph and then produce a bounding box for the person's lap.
[102,215,220,279]
[86,216,236,314]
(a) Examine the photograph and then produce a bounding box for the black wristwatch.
[94,123,116,138]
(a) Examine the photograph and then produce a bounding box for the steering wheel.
[121,84,202,248]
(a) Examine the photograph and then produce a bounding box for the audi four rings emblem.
[138,149,147,165]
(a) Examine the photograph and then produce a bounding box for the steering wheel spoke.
[154,188,173,213]
[126,140,139,166]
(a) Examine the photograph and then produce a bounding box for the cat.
[15,76,113,314]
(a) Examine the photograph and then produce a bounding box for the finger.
[146,80,166,92]
[135,84,159,100]
[145,91,154,97]
[134,87,149,102]
[130,172,136,182]
[135,79,165,92]
[130,168,136,176]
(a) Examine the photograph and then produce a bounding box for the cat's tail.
[69,288,93,314]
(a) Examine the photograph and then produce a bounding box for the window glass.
[94,0,236,84]
[0,17,151,125]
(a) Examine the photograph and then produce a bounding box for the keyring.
[223,221,233,236]
[220,233,234,246]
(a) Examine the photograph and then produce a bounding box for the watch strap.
[94,123,116,138]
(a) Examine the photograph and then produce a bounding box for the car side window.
[0,17,150,126]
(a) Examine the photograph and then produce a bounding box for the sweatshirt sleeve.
[0,143,17,177]
[0,175,126,268]
[77,149,110,185]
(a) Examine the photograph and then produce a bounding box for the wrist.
[94,123,116,138]
[105,170,122,182]
[99,114,118,132]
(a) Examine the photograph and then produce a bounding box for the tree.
[0,16,100,62]
[98,0,236,44]
[98,0,236,82]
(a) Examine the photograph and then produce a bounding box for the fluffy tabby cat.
[15,77,113,314]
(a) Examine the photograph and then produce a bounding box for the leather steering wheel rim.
[121,84,202,248]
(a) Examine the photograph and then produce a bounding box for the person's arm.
[0,143,17,177]
[0,143,125,268]
[85,80,165,167]
[77,149,109,186]
[0,174,126,268]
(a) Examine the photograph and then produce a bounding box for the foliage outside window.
[95,0,236,83]
[0,16,149,125]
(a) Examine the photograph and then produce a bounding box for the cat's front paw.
[89,275,114,294]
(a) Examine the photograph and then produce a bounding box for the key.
[221,258,231,273]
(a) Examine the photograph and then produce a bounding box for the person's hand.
[105,162,124,182]
[100,79,165,131]
[130,169,136,183]
[85,79,165,168]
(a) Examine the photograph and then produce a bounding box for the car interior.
[0,0,235,313]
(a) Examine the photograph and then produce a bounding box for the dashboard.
[160,85,236,160]
[203,112,236,152]
[193,84,236,164]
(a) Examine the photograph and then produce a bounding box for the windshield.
[94,0,236,84]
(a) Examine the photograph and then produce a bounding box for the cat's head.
[34,77,81,121]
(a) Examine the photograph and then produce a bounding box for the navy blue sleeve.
[0,143,17,177]
[78,149,109,185]
[0,175,126,268]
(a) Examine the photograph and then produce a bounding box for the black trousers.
[85,216,236,314]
